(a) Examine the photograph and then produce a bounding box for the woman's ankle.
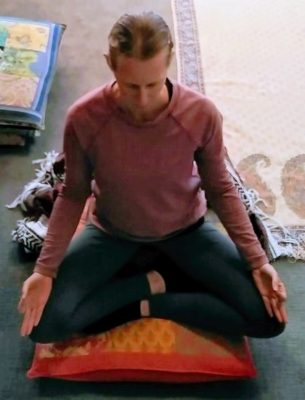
[140,299,150,317]
[146,270,166,294]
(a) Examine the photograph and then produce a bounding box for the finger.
[277,283,288,301]
[20,309,31,336]
[26,309,37,336]
[18,283,28,311]
[277,292,287,303]
[272,275,281,292]
[20,312,29,336]
[18,297,26,313]
[21,308,35,337]
[262,295,273,318]
[278,301,289,324]
[33,306,44,327]
[273,289,287,306]
[274,279,287,295]
[270,297,283,323]
[20,285,28,301]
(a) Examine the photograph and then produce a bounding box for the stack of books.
[0,16,66,145]
[0,124,38,146]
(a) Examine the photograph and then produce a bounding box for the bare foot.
[146,270,166,294]
[140,299,150,317]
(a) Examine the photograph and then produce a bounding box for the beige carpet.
[172,0,305,260]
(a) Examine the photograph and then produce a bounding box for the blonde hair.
[107,11,174,70]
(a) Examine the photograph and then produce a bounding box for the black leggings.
[30,221,285,343]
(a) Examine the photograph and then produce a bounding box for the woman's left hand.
[252,263,288,323]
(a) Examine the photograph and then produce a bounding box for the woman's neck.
[112,81,170,123]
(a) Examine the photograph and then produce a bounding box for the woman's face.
[109,48,170,113]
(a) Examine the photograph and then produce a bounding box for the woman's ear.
[104,54,113,70]
[167,50,175,67]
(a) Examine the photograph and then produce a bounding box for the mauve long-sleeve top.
[34,78,268,278]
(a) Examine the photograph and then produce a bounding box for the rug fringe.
[225,156,305,262]
[6,150,63,212]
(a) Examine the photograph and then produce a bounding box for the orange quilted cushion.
[28,318,256,382]
[27,198,256,382]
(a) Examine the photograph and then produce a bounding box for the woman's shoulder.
[67,82,113,122]
[171,80,222,137]
[173,80,219,115]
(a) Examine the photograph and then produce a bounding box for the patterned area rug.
[171,0,305,261]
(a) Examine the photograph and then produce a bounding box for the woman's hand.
[252,263,288,323]
[18,272,53,336]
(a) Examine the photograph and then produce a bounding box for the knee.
[29,331,50,344]
[265,318,286,338]
[29,309,75,344]
[29,321,74,343]
[29,315,65,343]
[29,324,59,343]
[247,317,286,339]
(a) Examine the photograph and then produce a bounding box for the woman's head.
[106,11,174,70]
[105,12,174,111]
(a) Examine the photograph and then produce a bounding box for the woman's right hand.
[18,272,53,336]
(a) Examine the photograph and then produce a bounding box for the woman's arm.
[33,111,93,278]
[194,104,288,323]
[194,104,268,270]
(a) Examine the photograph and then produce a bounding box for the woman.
[18,12,287,343]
